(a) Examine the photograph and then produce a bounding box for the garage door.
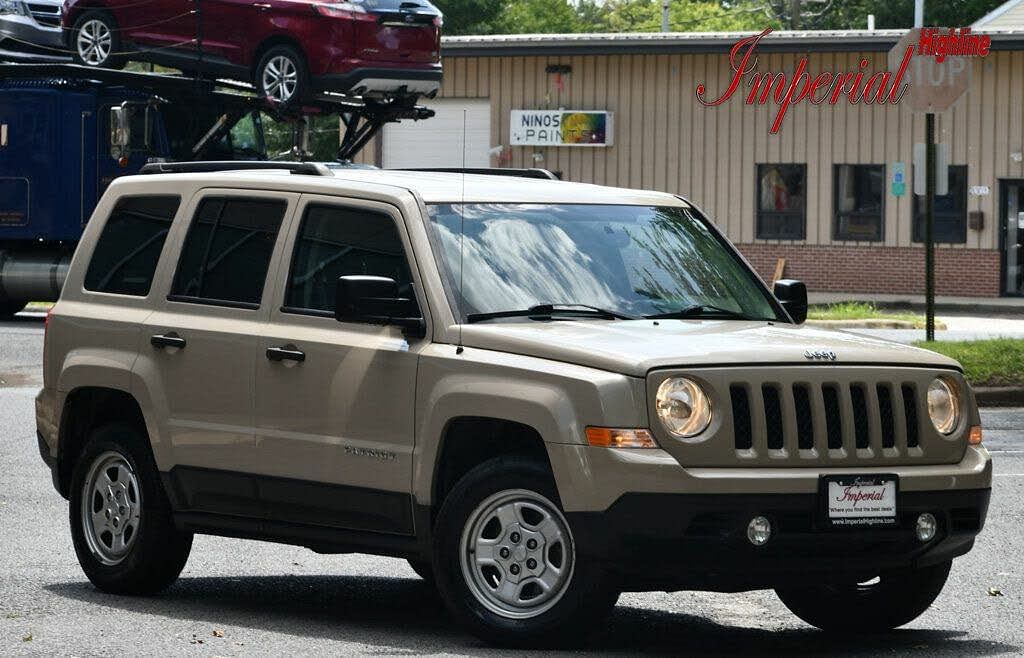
[383,98,491,169]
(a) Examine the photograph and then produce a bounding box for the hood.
[458,320,960,377]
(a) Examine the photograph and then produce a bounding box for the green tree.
[433,0,505,35]
[497,0,584,33]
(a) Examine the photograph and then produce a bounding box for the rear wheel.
[432,456,618,647]
[71,11,125,69]
[69,423,192,594]
[254,45,309,108]
[775,561,952,633]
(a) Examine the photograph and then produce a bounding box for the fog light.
[747,516,772,546]
[916,513,937,542]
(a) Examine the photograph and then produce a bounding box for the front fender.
[412,344,647,505]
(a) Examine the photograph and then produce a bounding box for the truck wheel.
[255,45,309,108]
[432,456,618,647]
[775,561,952,633]
[69,422,192,595]
[71,11,125,69]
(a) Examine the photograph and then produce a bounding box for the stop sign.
[888,28,972,113]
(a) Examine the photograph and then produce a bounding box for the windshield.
[425,203,781,322]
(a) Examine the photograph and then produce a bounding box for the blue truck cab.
[0,69,267,316]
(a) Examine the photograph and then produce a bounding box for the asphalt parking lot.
[1,317,1021,656]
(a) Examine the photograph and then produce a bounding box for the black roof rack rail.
[139,161,333,176]
[396,167,561,180]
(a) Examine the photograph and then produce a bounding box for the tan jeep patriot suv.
[36,162,991,646]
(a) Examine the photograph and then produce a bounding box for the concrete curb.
[806,319,948,330]
[974,387,1024,408]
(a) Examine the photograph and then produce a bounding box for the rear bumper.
[312,66,442,95]
[568,487,990,592]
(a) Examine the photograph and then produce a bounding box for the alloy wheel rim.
[262,56,298,102]
[80,451,142,566]
[77,20,112,66]
[459,488,575,619]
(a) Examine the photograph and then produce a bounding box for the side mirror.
[109,105,131,159]
[774,279,807,324]
[335,275,425,337]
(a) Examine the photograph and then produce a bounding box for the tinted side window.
[285,205,414,314]
[84,195,180,296]
[171,197,287,307]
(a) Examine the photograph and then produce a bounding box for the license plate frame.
[820,474,899,529]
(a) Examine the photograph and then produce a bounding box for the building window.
[913,165,968,244]
[834,164,884,241]
[757,164,806,240]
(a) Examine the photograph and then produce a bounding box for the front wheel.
[775,560,952,633]
[432,456,618,647]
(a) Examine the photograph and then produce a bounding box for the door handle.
[266,344,305,363]
[254,3,271,10]
[151,332,186,350]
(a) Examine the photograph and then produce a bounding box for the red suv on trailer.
[62,0,443,105]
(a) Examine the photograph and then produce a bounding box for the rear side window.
[284,204,414,314]
[170,197,287,308]
[84,195,180,296]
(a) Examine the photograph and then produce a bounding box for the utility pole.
[661,0,669,32]
[916,0,936,341]
[790,0,801,30]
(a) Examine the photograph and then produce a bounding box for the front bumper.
[568,487,990,592]
[0,14,64,50]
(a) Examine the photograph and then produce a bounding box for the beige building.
[356,29,1024,298]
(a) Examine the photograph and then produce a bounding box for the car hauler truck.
[0,63,432,317]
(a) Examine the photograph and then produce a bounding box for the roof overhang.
[442,28,1024,57]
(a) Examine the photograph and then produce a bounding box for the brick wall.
[735,244,1002,297]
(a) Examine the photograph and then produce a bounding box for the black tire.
[408,559,435,584]
[254,45,310,108]
[71,10,126,69]
[0,300,24,320]
[69,422,192,595]
[432,455,619,648]
[776,560,952,633]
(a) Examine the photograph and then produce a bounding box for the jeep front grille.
[730,380,924,461]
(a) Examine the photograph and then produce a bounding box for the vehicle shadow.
[45,575,1018,656]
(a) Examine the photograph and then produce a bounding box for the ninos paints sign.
[510,110,613,146]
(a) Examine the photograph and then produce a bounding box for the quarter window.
[756,164,806,240]
[170,197,287,308]
[284,204,415,315]
[834,164,884,241]
[913,165,968,244]
[84,195,180,296]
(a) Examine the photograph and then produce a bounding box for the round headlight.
[656,377,712,438]
[927,377,960,435]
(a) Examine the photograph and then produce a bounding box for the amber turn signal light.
[969,425,983,445]
[585,427,658,449]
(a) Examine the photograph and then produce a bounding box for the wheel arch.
[56,386,149,499]
[250,34,309,78]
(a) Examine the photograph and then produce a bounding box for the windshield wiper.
[466,303,638,324]
[644,304,753,321]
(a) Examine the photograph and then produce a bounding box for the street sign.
[913,143,948,195]
[888,29,972,113]
[892,162,906,197]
